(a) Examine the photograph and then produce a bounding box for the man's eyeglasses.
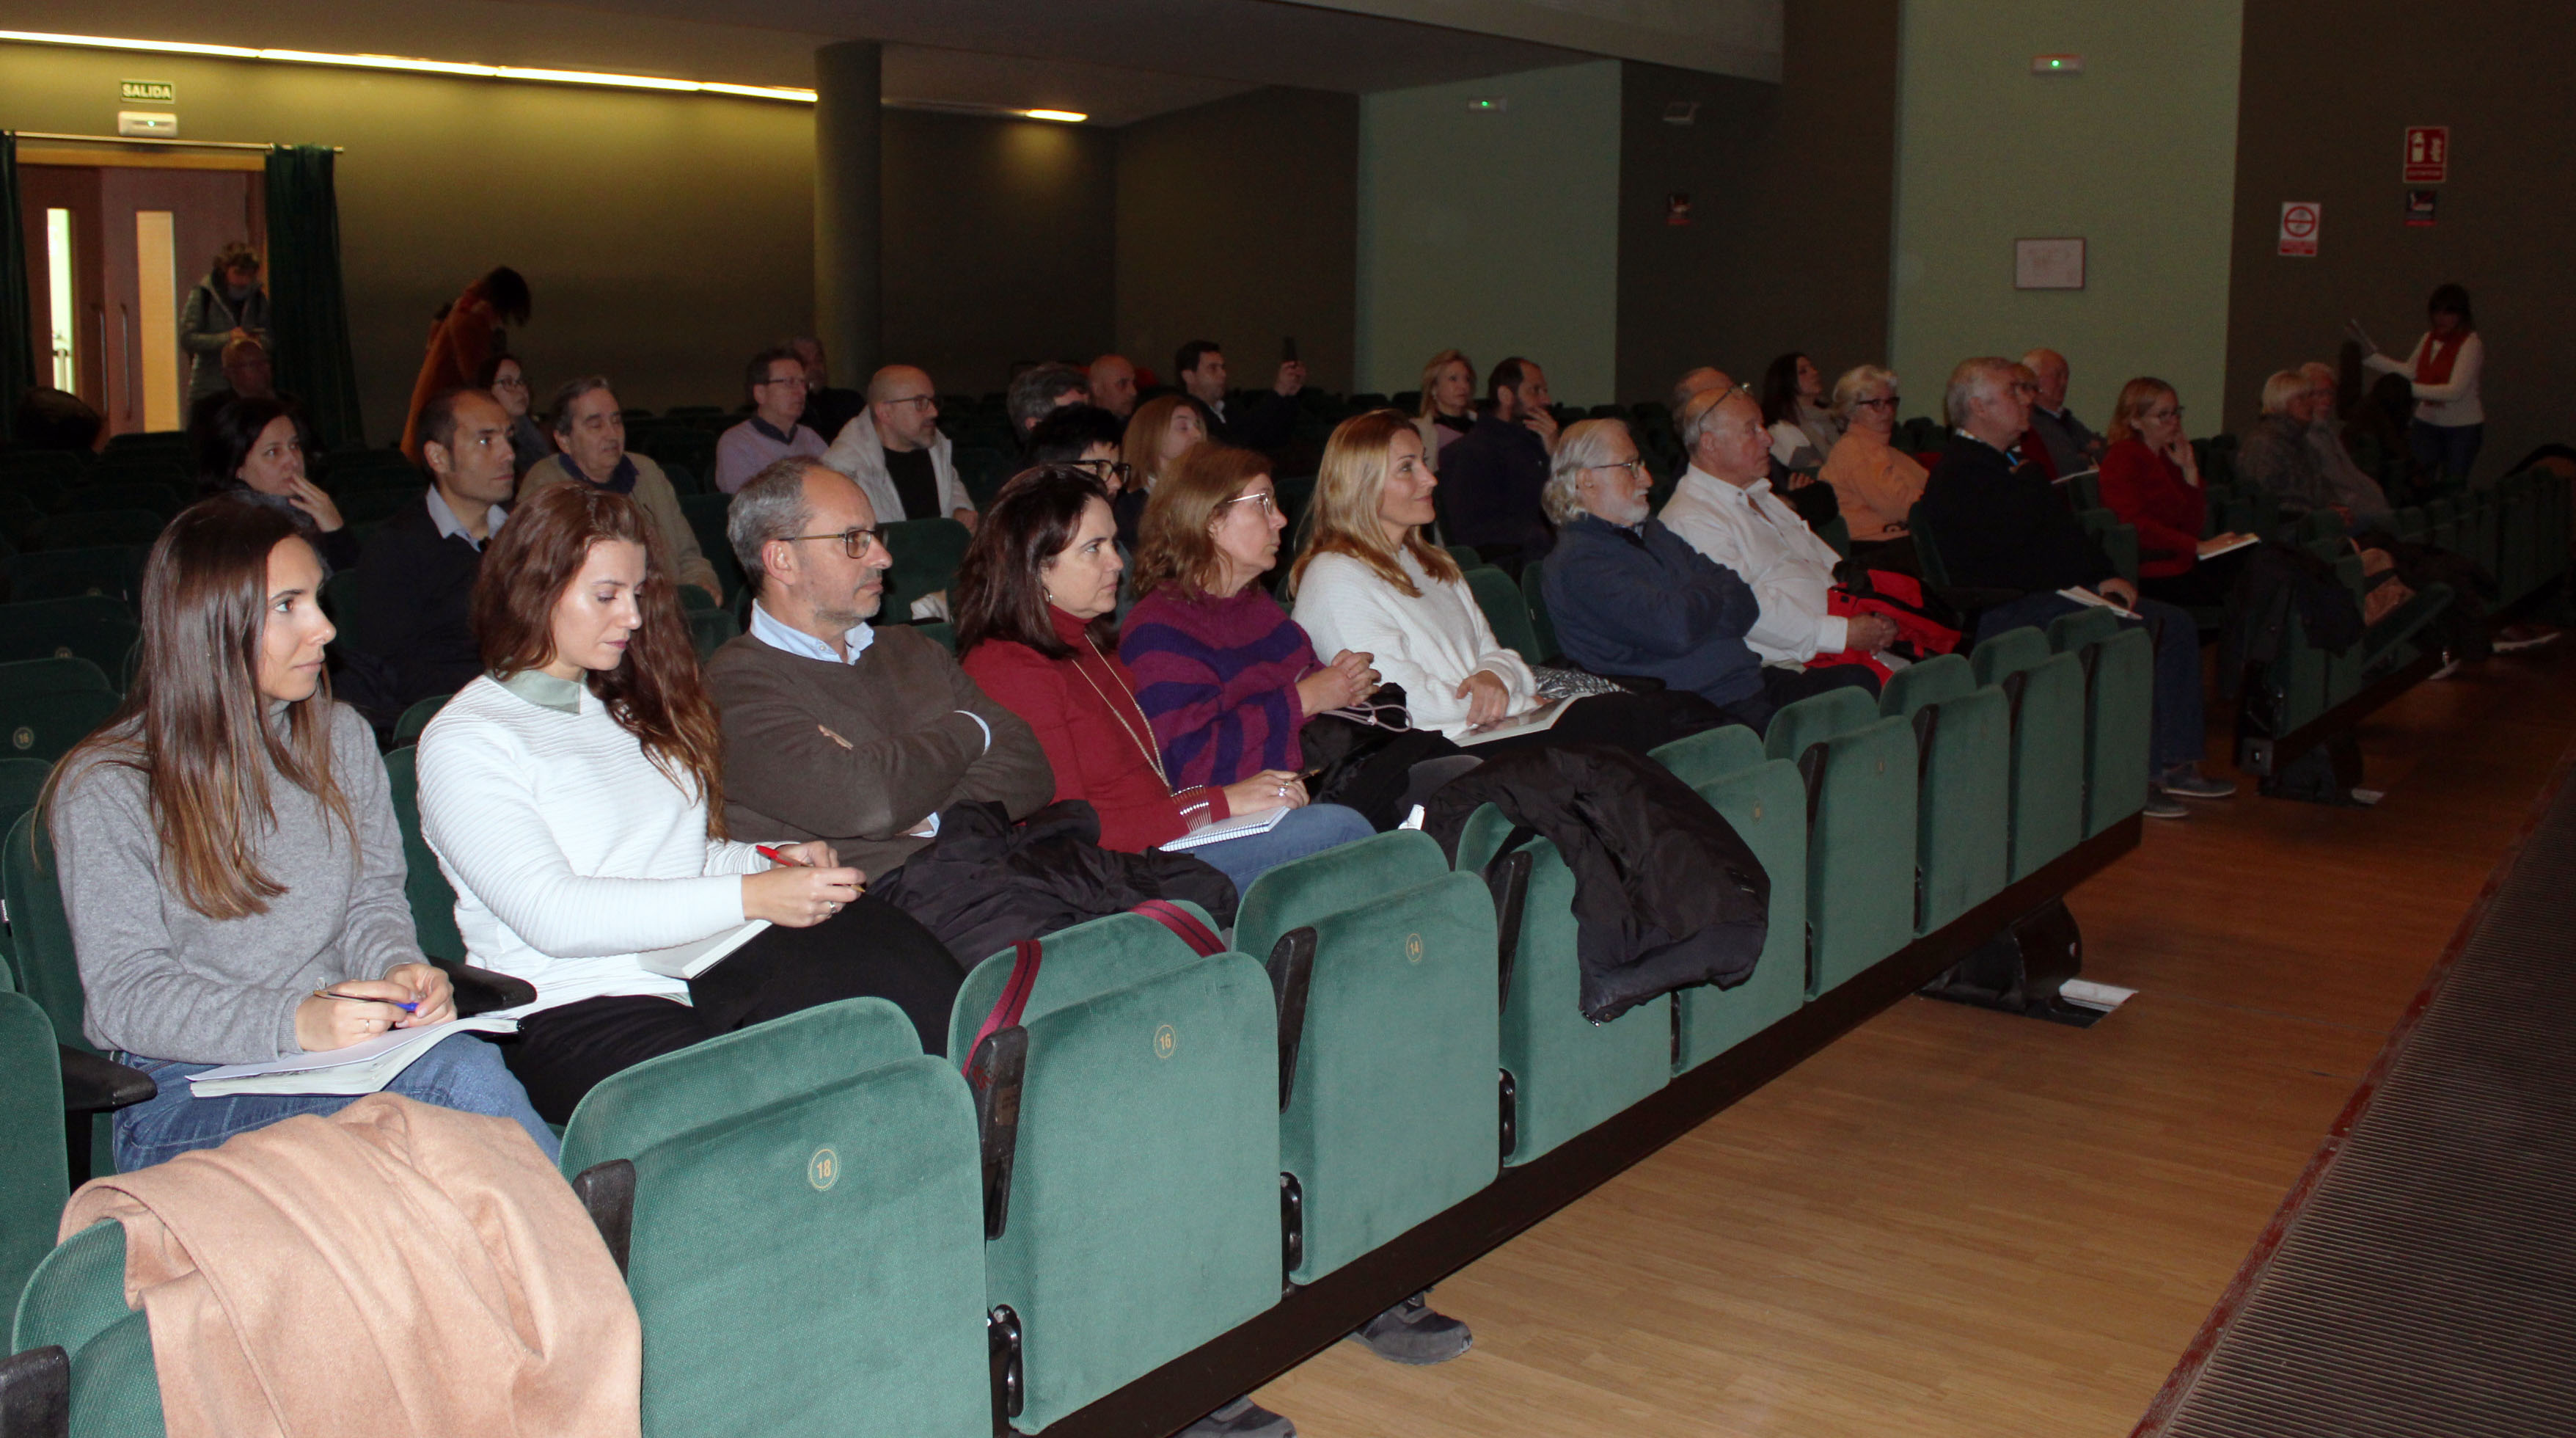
[880,395,937,412]
[1216,490,1278,515]
[758,373,809,390]
[783,527,885,558]
[1585,458,1647,480]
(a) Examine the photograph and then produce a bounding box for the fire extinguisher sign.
[2404,126,2449,184]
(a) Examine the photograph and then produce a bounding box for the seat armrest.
[431,957,537,1016]
[59,1046,155,1116]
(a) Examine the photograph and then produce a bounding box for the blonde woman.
[1412,348,1477,472]
[1289,411,1705,752]
[1818,365,1928,566]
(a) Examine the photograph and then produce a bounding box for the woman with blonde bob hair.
[1413,347,1477,471]
[417,483,959,1122]
[48,500,555,1169]
[2099,376,2251,607]
[1816,363,1926,566]
[1291,411,1710,752]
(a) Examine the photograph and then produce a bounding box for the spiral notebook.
[187,1017,519,1098]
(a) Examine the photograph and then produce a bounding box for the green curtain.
[263,145,364,450]
[0,134,35,442]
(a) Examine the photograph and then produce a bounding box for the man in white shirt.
[1658,387,1897,682]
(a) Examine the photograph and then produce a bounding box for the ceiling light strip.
[0,29,817,103]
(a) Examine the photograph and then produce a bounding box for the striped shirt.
[1119,585,1319,789]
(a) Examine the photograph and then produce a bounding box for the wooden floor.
[1257,641,2576,1438]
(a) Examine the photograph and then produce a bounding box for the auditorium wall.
[2223,0,2576,473]
[1888,0,2243,431]
[1354,60,1623,406]
[1114,87,1358,395]
[0,42,816,445]
[1613,0,1899,409]
[882,109,1116,398]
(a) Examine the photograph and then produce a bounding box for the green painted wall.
[1356,60,1622,406]
[1890,0,2243,431]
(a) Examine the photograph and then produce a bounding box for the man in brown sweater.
[706,458,1052,887]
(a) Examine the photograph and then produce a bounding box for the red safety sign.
[2278,202,2321,258]
[2404,125,2449,183]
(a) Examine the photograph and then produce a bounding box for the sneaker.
[1348,1292,1474,1365]
[2143,789,2189,820]
[1179,1398,1295,1438]
[2492,625,2561,654]
[2159,766,2237,800]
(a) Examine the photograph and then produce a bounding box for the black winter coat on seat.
[1422,744,1770,1023]
[871,800,1239,971]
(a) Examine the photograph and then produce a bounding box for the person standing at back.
[401,267,532,460]
[714,348,828,494]
[180,241,268,405]
[2359,282,2485,481]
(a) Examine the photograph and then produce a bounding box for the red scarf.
[2417,334,2466,386]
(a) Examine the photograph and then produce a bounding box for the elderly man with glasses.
[706,456,1052,941]
[1538,418,1874,730]
[823,363,980,531]
[717,346,830,494]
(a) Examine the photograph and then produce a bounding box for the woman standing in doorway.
[179,241,268,405]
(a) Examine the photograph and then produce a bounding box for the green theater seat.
[882,518,971,623]
[9,1222,164,1437]
[1675,759,1808,1070]
[0,990,67,1311]
[1453,806,1670,1166]
[1232,831,1499,1283]
[2048,616,2154,833]
[1517,562,1561,663]
[1647,723,1765,791]
[1971,627,2087,880]
[1878,654,2010,933]
[0,657,112,705]
[560,999,990,1438]
[948,912,1280,1433]
[1463,565,1543,664]
[0,598,138,679]
[1763,687,1917,995]
[380,747,464,961]
[0,690,117,764]
[2,547,147,606]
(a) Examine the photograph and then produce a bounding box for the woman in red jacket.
[954,465,1372,894]
[2099,378,2252,609]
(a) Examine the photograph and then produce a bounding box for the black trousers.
[1708,663,1881,735]
[501,894,963,1125]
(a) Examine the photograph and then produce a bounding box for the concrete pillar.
[813,40,882,382]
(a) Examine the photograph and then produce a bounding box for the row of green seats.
[1,604,2153,1437]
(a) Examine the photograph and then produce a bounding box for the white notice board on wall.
[2014,238,2086,290]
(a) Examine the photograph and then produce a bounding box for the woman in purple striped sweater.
[1119,444,1383,791]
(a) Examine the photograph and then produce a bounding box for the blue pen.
[312,989,420,1014]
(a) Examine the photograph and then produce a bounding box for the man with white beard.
[1536,416,1876,729]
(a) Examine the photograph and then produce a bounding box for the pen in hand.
[756,844,805,866]
[312,989,419,1014]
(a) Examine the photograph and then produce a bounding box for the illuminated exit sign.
[120,79,175,104]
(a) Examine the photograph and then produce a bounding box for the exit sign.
[120,79,175,104]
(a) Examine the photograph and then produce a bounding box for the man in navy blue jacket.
[1540,418,1874,731]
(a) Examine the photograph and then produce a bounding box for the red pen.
[755,844,806,866]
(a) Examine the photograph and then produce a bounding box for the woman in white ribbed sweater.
[417,483,961,1122]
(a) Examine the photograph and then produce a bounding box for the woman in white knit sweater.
[1288,410,1714,753]
[417,483,961,1122]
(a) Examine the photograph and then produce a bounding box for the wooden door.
[20,162,263,437]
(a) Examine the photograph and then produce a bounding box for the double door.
[17,158,263,438]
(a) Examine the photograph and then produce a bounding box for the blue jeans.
[1972,591,2206,775]
[1180,803,1377,894]
[2410,420,2482,481]
[113,1035,560,1172]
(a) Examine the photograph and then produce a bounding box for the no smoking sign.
[2278,201,2321,258]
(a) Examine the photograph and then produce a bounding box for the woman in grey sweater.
[48,500,554,1170]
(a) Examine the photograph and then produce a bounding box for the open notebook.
[1454,698,1572,748]
[188,1017,519,1098]
[1161,806,1289,853]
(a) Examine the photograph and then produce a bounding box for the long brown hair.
[472,483,727,827]
[48,501,354,919]
[953,465,1116,660]
[1131,443,1271,599]
[1289,409,1458,597]
[1121,394,1196,494]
